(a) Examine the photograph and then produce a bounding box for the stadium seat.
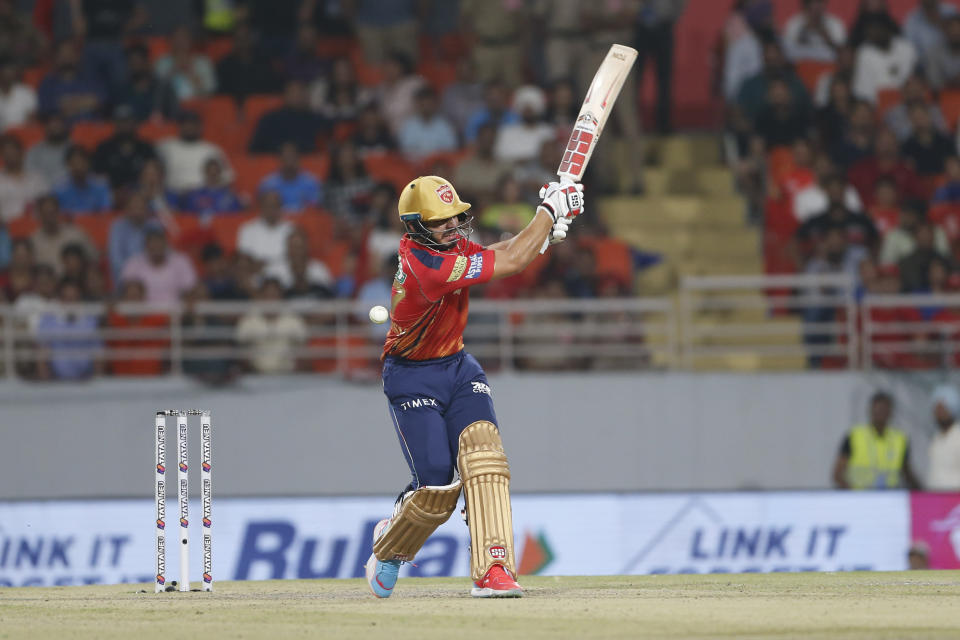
[6,216,37,238]
[7,123,45,148]
[205,37,233,63]
[72,121,114,149]
[350,49,384,86]
[232,154,279,196]
[876,89,902,118]
[210,211,257,253]
[300,154,330,179]
[794,60,835,95]
[364,152,415,191]
[241,94,283,126]
[420,62,457,91]
[138,120,178,142]
[766,147,795,185]
[145,36,171,62]
[74,214,117,251]
[293,208,335,258]
[940,89,960,130]
[22,65,47,88]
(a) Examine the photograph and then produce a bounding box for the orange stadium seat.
[876,88,902,118]
[73,214,117,251]
[6,216,37,238]
[364,152,415,191]
[210,211,257,253]
[7,123,45,148]
[940,89,960,130]
[71,121,114,149]
[145,36,171,62]
[232,154,278,196]
[300,153,330,179]
[294,208,335,258]
[316,37,356,59]
[22,65,47,88]
[794,60,835,95]
[350,49,384,86]
[138,120,178,142]
[767,147,795,185]
[420,62,457,91]
[205,37,233,63]
[242,94,283,126]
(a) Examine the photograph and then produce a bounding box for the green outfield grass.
[2,572,960,639]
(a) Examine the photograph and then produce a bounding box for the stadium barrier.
[9,274,960,375]
[4,490,950,588]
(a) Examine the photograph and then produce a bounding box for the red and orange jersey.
[382,235,496,360]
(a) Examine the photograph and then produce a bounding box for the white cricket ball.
[368,305,389,324]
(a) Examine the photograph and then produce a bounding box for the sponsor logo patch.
[394,254,406,283]
[489,546,507,559]
[447,255,468,281]
[399,397,438,411]
[435,184,455,204]
[465,254,483,279]
[471,381,491,395]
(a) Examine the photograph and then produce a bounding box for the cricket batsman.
[365,175,583,598]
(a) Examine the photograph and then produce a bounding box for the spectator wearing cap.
[120,227,197,304]
[258,143,322,213]
[0,134,48,222]
[928,385,960,490]
[783,0,847,63]
[25,112,71,186]
[37,40,106,122]
[0,57,35,131]
[852,16,918,104]
[464,82,520,143]
[158,110,233,193]
[92,105,157,191]
[905,0,957,67]
[833,391,921,490]
[115,43,178,122]
[884,74,947,143]
[398,86,458,162]
[154,26,216,101]
[30,195,97,275]
[237,191,294,271]
[925,15,960,91]
[493,86,555,164]
[108,192,157,286]
[54,146,112,216]
[249,80,329,154]
[182,157,245,218]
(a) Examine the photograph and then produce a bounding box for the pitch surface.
[2,572,960,639]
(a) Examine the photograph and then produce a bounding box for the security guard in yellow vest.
[832,391,922,490]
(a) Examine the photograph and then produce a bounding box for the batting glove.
[539,180,584,245]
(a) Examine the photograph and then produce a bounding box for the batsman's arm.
[490,209,553,280]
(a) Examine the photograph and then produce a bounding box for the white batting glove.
[539,180,584,245]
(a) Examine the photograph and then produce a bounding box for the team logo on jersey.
[465,254,483,279]
[447,256,468,282]
[394,255,406,284]
[435,183,455,204]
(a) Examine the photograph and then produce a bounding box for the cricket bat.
[558,43,638,183]
[541,43,638,252]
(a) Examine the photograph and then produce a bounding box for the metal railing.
[8,275,960,378]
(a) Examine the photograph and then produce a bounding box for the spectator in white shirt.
[494,85,556,164]
[0,59,35,131]
[783,0,847,63]
[904,0,957,67]
[853,16,919,104]
[925,15,960,91]
[236,190,293,272]
[398,86,458,161]
[235,277,307,374]
[157,110,233,193]
[928,385,960,491]
[0,134,48,222]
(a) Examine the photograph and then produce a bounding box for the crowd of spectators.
[722,0,960,368]
[0,0,667,381]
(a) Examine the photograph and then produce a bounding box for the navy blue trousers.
[383,351,498,488]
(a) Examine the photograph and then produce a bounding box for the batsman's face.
[426,214,465,245]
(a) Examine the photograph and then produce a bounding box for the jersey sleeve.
[407,246,496,300]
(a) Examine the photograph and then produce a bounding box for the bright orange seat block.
[232,154,279,196]
[940,89,960,130]
[876,88,902,118]
[210,211,257,253]
[205,38,233,63]
[8,123,45,148]
[293,209,335,257]
[138,120,179,142]
[7,216,37,238]
[72,121,114,149]
[74,214,117,251]
[242,94,283,126]
[146,36,171,62]
[794,60,835,95]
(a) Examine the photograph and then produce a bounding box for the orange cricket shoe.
[471,564,524,598]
